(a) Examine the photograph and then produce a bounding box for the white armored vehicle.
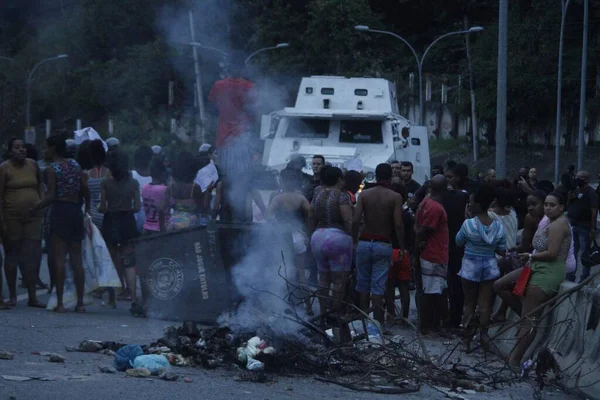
[260,76,431,184]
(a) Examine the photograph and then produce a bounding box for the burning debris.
[72,319,523,395]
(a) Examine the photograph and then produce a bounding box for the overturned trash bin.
[135,222,294,324]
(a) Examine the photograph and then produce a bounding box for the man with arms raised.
[353,163,405,328]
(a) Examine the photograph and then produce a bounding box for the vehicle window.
[354,89,368,96]
[339,120,383,144]
[285,118,329,138]
[321,88,334,95]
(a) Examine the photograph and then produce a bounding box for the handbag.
[581,239,600,268]
[512,264,532,297]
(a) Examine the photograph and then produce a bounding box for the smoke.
[155,1,305,336]
[154,0,296,142]
[217,223,307,337]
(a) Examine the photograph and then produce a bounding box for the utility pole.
[495,0,508,179]
[464,16,479,163]
[577,0,589,170]
[555,0,571,184]
[189,10,206,143]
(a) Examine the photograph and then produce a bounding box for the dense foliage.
[0,0,598,146]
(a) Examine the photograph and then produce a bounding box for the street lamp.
[0,54,69,129]
[26,54,68,127]
[189,42,229,57]
[355,26,483,126]
[245,43,290,65]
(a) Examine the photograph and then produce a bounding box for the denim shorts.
[458,255,500,282]
[355,241,392,295]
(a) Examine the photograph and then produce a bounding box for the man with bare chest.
[353,163,405,327]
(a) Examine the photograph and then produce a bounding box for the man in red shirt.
[208,70,256,150]
[208,61,257,222]
[415,174,449,334]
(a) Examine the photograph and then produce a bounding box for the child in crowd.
[142,158,169,234]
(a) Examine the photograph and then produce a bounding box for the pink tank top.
[142,183,168,231]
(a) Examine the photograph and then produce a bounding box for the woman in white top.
[131,146,153,232]
[488,187,518,251]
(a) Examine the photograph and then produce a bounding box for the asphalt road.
[0,255,575,400]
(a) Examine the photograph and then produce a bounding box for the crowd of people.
[0,134,223,316]
[268,155,598,368]
[0,130,597,369]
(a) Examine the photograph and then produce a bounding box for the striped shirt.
[456,217,506,258]
[488,208,518,250]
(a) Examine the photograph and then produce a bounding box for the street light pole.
[189,42,229,58]
[189,10,206,143]
[354,25,483,126]
[0,54,68,128]
[25,54,68,127]
[496,0,508,179]
[245,43,290,65]
[577,0,589,171]
[555,0,572,184]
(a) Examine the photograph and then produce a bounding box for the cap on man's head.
[106,137,120,149]
[198,143,213,154]
[289,154,307,169]
[151,145,163,155]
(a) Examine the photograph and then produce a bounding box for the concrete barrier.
[490,275,600,399]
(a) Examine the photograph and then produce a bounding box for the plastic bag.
[582,239,600,269]
[114,344,144,371]
[246,359,264,371]
[513,265,532,297]
[46,216,120,310]
[131,354,170,372]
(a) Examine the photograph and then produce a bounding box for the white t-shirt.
[132,170,153,231]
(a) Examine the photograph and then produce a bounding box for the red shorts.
[388,249,410,282]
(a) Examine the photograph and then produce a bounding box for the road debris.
[78,340,103,352]
[158,371,179,381]
[75,317,525,394]
[48,353,66,363]
[2,375,32,382]
[0,351,14,360]
[126,368,151,378]
[99,366,117,374]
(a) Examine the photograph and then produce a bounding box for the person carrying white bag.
[46,214,121,310]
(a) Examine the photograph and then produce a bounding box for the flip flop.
[36,279,48,290]
[28,301,46,309]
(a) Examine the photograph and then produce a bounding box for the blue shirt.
[456,217,506,258]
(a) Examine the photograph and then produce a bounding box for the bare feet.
[75,305,86,313]
[53,305,67,313]
[28,300,46,308]
[0,301,10,310]
[6,298,16,307]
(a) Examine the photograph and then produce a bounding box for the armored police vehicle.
[260,76,431,184]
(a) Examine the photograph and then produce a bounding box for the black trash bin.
[135,222,294,324]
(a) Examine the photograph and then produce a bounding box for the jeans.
[355,241,392,295]
[572,225,591,281]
